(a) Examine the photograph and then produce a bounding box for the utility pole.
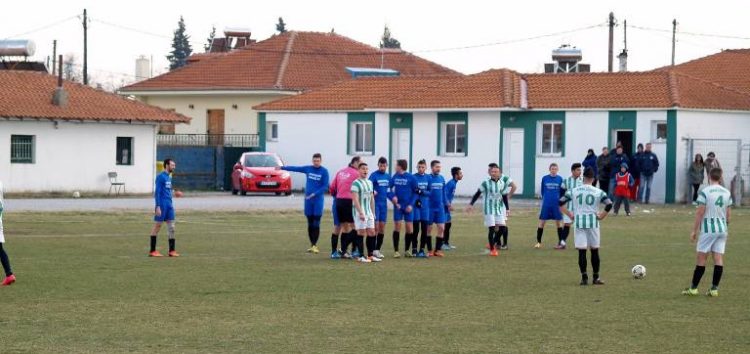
[608,12,615,72]
[83,8,88,85]
[671,19,677,66]
[52,40,57,75]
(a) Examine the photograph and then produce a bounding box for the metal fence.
[685,138,745,206]
[157,134,260,148]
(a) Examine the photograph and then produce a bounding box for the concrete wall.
[635,110,669,203]
[140,93,288,135]
[0,120,157,193]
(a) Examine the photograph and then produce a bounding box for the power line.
[90,18,171,39]
[3,15,79,39]
[629,23,750,41]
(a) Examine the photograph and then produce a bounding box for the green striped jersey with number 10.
[696,185,732,234]
[480,178,506,215]
[561,176,583,209]
[562,185,610,229]
[500,174,513,195]
[351,178,374,217]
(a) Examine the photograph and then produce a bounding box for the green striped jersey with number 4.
[562,185,610,229]
[500,175,513,195]
[696,185,732,234]
[480,178,506,215]
[351,178,374,217]
[561,176,583,210]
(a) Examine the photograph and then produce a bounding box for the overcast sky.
[2,0,748,86]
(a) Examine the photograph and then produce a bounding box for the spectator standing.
[704,152,723,186]
[609,146,630,197]
[689,154,705,205]
[639,143,660,204]
[583,149,598,187]
[630,144,644,202]
[596,147,611,194]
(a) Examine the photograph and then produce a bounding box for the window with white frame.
[350,121,373,154]
[538,121,563,156]
[652,121,667,142]
[266,121,278,142]
[10,135,35,164]
[441,121,466,155]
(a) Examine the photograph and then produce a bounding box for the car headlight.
[280,172,290,179]
[241,171,254,179]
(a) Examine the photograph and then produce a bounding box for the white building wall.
[0,120,157,193]
[635,110,669,203]
[676,110,750,203]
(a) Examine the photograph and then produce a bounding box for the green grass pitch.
[1,206,749,353]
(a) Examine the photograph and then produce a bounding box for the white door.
[391,129,410,161]
[503,129,524,195]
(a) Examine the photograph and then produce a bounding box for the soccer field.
[1,206,749,353]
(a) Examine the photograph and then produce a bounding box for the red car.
[231,152,292,196]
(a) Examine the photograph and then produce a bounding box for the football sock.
[376,233,384,251]
[563,226,571,242]
[502,226,509,246]
[557,227,564,245]
[444,222,452,244]
[307,226,314,245]
[712,265,723,287]
[356,235,365,255]
[488,228,496,250]
[691,265,706,288]
[168,239,175,252]
[536,227,543,243]
[349,230,358,252]
[393,231,400,252]
[340,232,350,253]
[591,249,600,278]
[497,226,507,246]
[426,236,433,252]
[419,233,426,251]
[0,243,12,277]
[435,237,443,251]
[331,233,339,252]
[312,227,320,246]
[421,222,431,251]
[578,249,587,274]
[366,236,376,257]
[149,235,157,252]
[404,232,411,252]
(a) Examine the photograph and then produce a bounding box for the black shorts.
[335,198,354,223]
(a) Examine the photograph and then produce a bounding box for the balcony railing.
[157,134,260,147]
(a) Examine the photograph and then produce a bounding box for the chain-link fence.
[685,138,745,206]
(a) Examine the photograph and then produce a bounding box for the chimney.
[618,49,628,72]
[52,54,68,107]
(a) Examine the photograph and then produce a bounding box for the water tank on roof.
[0,40,36,57]
[224,27,252,37]
[551,45,582,61]
[135,55,151,81]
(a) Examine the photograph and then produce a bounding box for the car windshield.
[244,155,280,167]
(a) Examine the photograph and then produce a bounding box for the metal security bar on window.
[10,135,34,163]
[157,134,260,147]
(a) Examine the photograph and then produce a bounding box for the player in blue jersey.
[149,159,178,257]
[389,159,419,258]
[427,160,449,257]
[413,159,432,258]
[279,153,330,254]
[442,166,462,250]
[536,163,564,249]
[368,157,391,259]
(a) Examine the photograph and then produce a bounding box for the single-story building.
[0,70,190,193]
[255,50,750,204]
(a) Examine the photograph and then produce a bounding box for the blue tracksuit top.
[281,165,329,198]
[428,173,448,210]
[389,172,418,208]
[413,173,432,203]
[445,179,458,206]
[368,170,391,205]
[154,171,173,208]
[540,174,563,207]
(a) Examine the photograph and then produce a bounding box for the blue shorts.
[332,199,340,226]
[539,204,563,221]
[154,204,175,222]
[374,202,388,222]
[414,199,431,222]
[393,205,414,222]
[430,208,447,224]
[304,196,324,217]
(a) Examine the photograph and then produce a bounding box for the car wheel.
[240,189,247,196]
[232,189,239,195]
[284,192,292,196]
[275,192,282,196]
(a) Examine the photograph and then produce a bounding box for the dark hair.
[430,160,440,167]
[571,163,582,171]
[349,156,361,167]
[358,162,368,168]
[418,159,427,165]
[163,158,173,168]
[378,156,387,165]
[707,152,716,158]
[587,149,595,155]
[583,167,595,179]
[451,166,461,177]
[637,143,644,150]
[549,163,558,169]
[709,167,723,182]
[397,159,408,171]
[488,162,499,169]
[694,154,704,164]
[312,153,322,159]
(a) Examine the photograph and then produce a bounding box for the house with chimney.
[119,30,460,149]
[0,70,190,193]
[255,49,750,204]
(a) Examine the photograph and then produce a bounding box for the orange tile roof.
[121,31,460,92]
[0,71,190,123]
[658,49,750,96]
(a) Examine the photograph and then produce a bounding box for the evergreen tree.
[204,25,216,52]
[167,16,193,70]
[276,17,287,33]
[380,25,401,49]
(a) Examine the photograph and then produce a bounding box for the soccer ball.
[631,265,646,279]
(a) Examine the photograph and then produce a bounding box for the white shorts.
[354,215,376,231]
[563,214,573,225]
[697,233,727,254]
[484,214,506,227]
[574,228,600,249]
[0,217,4,243]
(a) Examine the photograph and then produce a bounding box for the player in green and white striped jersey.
[683,167,732,297]
[468,165,506,257]
[559,167,613,286]
[557,163,584,250]
[351,163,379,263]
[498,166,516,250]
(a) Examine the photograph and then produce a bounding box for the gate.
[685,138,745,206]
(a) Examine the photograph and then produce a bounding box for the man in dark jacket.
[609,146,630,197]
[630,144,644,201]
[596,147,611,194]
[639,143,660,204]
[583,149,598,186]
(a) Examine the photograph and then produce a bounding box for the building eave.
[118,89,302,97]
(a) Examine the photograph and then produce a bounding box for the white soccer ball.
[72,191,81,198]
[631,265,646,279]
